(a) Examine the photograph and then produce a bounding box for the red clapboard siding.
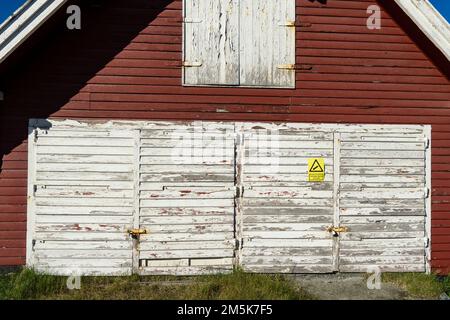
[0,0,449,273]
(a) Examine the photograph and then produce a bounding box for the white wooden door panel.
[237,123,335,273]
[338,128,429,273]
[27,123,136,276]
[137,122,236,275]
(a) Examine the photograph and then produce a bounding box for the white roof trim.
[0,0,68,64]
[394,0,450,61]
[0,0,448,65]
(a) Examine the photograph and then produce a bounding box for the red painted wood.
[0,0,449,273]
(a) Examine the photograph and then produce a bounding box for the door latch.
[128,228,148,239]
[326,226,349,237]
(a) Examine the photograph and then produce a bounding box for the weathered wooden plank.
[140,190,234,199]
[242,247,332,256]
[36,128,136,138]
[340,216,425,224]
[244,231,331,239]
[243,198,333,207]
[243,173,333,182]
[37,172,133,181]
[244,189,333,199]
[340,199,424,208]
[35,206,134,215]
[139,207,234,217]
[340,248,424,257]
[37,137,134,147]
[243,223,328,232]
[139,240,235,251]
[37,154,134,164]
[142,224,234,234]
[339,265,425,272]
[141,173,234,183]
[340,189,425,199]
[36,146,135,155]
[340,167,424,175]
[138,266,232,276]
[34,250,132,259]
[140,198,234,208]
[243,207,334,215]
[341,142,424,150]
[35,198,134,207]
[340,150,424,159]
[340,158,424,167]
[242,265,334,273]
[243,214,331,223]
[340,256,425,264]
[35,188,133,199]
[140,156,234,165]
[140,215,233,225]
[140,232,235,242]
[244,238,332,248]
[344,222,424,232]
[34,240,132,250]
[242,256,332,265]
[35,215,132,224]
[339,207,425,216]
[340,238,424,249]
[34,232,129,241]
[35,223,128,233]
[340,175,424,183]
[340,231,424,240]
[37,259,132,268]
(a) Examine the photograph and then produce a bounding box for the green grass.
[0,268,314,300]
[382,273,447,299]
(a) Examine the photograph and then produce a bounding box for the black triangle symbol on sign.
[310,160,324,172]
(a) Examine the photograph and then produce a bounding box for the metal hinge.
[424,237,430,248]
[277,64,296,70]
[278,20,296,27]
[183,18,202,24]
[33,129,38,142]
[424,187,430,199]
[183,61,202,67]
[424,137,430,149]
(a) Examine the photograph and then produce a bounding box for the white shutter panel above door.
[183,0,240,86]
[239,0,296,88]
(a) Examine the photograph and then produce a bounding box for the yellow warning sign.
[308,158,325,182]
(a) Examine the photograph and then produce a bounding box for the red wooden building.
[0,0,449,275]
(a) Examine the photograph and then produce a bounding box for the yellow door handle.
[326,226,349,233]
[127,229,147,236]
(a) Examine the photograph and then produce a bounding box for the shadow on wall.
[0,0,173,170]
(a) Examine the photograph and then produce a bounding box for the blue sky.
[0,0,449,25]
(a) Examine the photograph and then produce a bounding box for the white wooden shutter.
[239,0,296,87]
[183,0,240,85]
[28,121,136,276]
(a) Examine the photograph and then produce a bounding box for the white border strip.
[394,0,450,61]
[0,0,68,64]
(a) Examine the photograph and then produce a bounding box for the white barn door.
[236,123,336,273]
[136,122,236,275]
[337,126,430,272]
[27,120,137,276]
